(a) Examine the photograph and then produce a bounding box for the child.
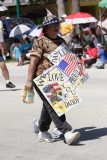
[81,48,89,66]
[13,39,23,66]
[22,37,33,63]
[82,48,89,59]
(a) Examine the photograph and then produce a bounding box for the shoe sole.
[38,138,54,143]
[67,132,81,145]
[52,133,63,138]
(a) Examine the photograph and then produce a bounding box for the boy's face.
[83,51,87,55]
[16,42,19,46]
[73,38,78,43]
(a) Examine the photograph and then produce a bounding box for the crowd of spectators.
[3,13,107,69]
[60,14,107,69]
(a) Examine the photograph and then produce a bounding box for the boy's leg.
[40,100,72,134]
[18,57,23,65]
[34,83,80,144]
[39,101,52,132]
[0,61,16,88]
[22,52,26,63]
[34,83,72,133]
[0,61,10,80]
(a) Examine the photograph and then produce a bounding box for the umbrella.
[0,4,8,11]
[9,24,31,38]
[29,25,43,37]
[29,25,62,37]
[99,0,107,8]
[66,12,98,24]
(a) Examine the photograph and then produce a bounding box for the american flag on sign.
[46,8,53,16]
[43,83,62,98]
[77,61,84,76]
[57,53,78,76]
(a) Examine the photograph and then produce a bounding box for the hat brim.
[38,20,63,29]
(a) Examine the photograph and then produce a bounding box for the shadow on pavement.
[0,89,22,92]
[75,127,107,142]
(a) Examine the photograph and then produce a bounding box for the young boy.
[13,39,23,66]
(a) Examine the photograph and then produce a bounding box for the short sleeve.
[30,37,43,58]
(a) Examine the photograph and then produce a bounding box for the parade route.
[0,62,107,160]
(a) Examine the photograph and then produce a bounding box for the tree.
[71,0,80,14]
[56,0,66,19]
[71,0,80,34]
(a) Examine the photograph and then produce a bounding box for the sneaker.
[32,119,39,135]
[52,128,63,138]
[64,131,80,145]
[6,82,16,88]
[38,131,55,143]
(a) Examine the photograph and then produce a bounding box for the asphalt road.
[0,62,107,160]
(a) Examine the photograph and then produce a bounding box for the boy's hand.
[25,81,33,91]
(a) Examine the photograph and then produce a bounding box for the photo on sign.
[34,66,81,116]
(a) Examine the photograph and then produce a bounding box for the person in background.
[96,14,107,44]
[81,48,90,66]
[0,44,16,88]
[25,15,80,145]
[69,34,83,59]
[80,27,91,47]
[13,39,23,66]
[32,36,38,44]
[60,14,74,45]
[0,20,7,60]
[85,42,98,68]
[22,37,33,63]
[89,28,99,48]
[94,43,107,69]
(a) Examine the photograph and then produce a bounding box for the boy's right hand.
[25,81,33,91]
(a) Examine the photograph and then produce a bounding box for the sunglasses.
[49,23,60,27]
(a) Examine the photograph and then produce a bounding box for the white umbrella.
[29,25,62,37]
[0,4,8,11]
[9,24,31,38]
[29,25,43,37]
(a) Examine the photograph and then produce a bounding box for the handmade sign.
[34,66,81,116]
[48,42,71,65]
[48,43,89,89]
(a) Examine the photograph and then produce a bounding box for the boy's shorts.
[16,56,22,61]
[0,54,4,62]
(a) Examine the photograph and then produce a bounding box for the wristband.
[27,80,33,82]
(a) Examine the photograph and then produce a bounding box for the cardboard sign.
[48,43,71,65]
[34,67,81,116]
[48,43,89,89]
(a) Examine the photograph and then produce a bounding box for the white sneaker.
[32,119,39,134]
[52,128,63,138]
[38,131,55,143]
[64,131,80,145]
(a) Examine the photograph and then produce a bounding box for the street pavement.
[0,62,107,160]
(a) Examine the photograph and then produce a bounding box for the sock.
[6,80,10,84]
[3,55,6,61]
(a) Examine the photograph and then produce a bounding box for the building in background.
[0,0,104,24]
